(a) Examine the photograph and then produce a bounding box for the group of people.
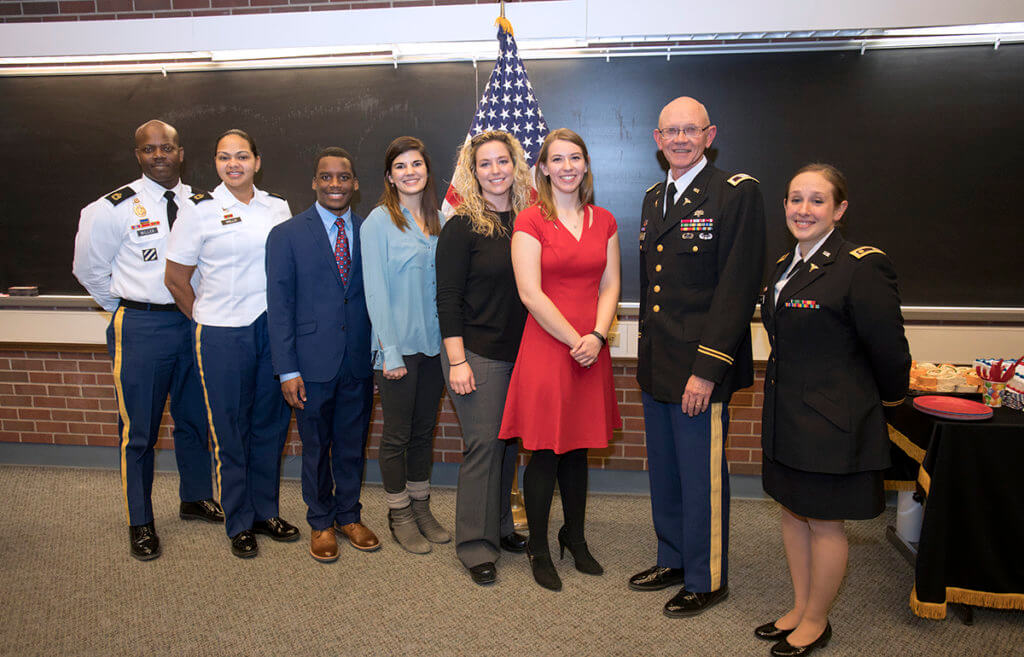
[73,94,910,656]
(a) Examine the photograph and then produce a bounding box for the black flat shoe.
[527,548,562,591]
[129,522,161,561]
[663,586,728,618]
[179,499,224,523]
[252,516,300,542]
[756,621,795,641]
[628,565,685,591]
[230,530,258,558]
[500,532,528,553]
[557,526,603,575]
[771,623,831,656]
[468,562,497,585]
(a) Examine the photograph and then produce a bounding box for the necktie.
[785,258,807,282]
[164,190,178,228]
[334,218,351,286]
[664,182,677,217]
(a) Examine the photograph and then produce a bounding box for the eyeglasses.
[657,125,710,140]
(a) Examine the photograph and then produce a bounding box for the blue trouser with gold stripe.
[106,306,213,527]
[642,393,730,593]
[193,313,291,538]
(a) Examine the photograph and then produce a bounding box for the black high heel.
[557,526,603,575]
[527,548,562,591]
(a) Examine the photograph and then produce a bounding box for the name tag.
[221,217,241,225]
[136,227,158,237]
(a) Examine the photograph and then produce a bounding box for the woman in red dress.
[498,128,622,591]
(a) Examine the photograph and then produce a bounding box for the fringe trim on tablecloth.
[911,585,1024,619]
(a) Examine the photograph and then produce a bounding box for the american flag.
[442,19,550,215]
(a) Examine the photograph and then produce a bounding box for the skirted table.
[885,398,1024,620]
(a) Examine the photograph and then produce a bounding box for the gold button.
[655,264,662,272]
[656,244,664,252]
[653,305,660,313]
[692,245,699,252]
[653,285,661,293]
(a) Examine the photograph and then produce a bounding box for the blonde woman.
[362,136,449,554]
[499,128,622,590]
[436,131,532,584]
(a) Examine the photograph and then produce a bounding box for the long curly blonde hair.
[451,131,534,238]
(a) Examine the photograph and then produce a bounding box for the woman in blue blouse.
[362,136,449,554]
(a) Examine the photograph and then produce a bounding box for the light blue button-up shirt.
[361,205,444,370]
[280,202,354,383]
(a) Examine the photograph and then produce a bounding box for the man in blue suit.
[266,147,379,562]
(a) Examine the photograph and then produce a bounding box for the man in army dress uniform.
[629,97,766,616]
[73,120,222,561]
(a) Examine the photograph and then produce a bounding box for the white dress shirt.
[773,229,834,306]
[665,156,708,208]
[73,175,193,311]
[166,183,291,327]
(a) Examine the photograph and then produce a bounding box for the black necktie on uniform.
[164,190,178,228]
[664,182,677,217]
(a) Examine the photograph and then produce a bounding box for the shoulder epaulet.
[190,191,215,204]
[645,182,662,194]
[266,191,287,201]
[775,252,789,264]
[727,173,759,187]
[849,246,885,259]
[105,186,136,206]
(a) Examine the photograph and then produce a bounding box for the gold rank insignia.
[727,173,758,186]
[849,246,885,259]
[105,185,136,205]
[190,192,215,204]
[775,253,789,264]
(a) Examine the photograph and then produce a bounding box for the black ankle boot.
[527,547,562,591]
[558,525,603,575]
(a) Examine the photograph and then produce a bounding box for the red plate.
[913,395,993,420]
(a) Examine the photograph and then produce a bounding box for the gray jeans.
[442,348,519,568]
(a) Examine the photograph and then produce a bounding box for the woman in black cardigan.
[435,131,533,585]
[757,164,910,656]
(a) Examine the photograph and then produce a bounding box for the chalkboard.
[2,44,1022,306]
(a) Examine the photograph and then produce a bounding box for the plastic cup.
[981,380,1006,407]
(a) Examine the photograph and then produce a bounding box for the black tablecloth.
[885,399,1024,619]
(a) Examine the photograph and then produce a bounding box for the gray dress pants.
[442,348,518,568]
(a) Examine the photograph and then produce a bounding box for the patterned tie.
[334,217,351,286]
[164,190,178,227]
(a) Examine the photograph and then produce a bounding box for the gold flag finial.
[495,1,513,34]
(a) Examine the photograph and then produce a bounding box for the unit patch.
[141,248,158,262]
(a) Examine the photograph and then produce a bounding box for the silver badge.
[699,232,713,240]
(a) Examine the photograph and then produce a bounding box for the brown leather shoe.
[335,521,381,552]
[310,528,339,563]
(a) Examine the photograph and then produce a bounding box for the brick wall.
[0,0,553,24]
[0,346,766,475]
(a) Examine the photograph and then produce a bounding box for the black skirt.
[762,455,885,521]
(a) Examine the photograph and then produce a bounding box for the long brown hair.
[451,131,533,238]
[534,128,595,221]
[377,136,441,235]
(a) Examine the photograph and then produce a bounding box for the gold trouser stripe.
[194,324,223,501]
[111,307,132,524]
[708,402,724,590]
[697,345,734,365]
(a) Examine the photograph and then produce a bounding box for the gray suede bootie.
[410,497,451,544]
[388,505,431,554]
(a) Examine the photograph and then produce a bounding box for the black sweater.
[436,211,527,363]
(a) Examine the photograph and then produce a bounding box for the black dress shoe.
[527,548,562,591]
[557,526,603,575]
[252,516,300,542]
[500,532,528,553]
[663,586,729,618]
[230,530,258,558]
[468,562,497,585]
[628,565,685,591]
[179,499,224,523]
[771,622,831,656]
[129,522,161,561]
[756,621,795,641]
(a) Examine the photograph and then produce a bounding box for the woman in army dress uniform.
[757,164,910,656]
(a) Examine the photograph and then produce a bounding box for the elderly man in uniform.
[73,119,222,561]
[629,97,765,616]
